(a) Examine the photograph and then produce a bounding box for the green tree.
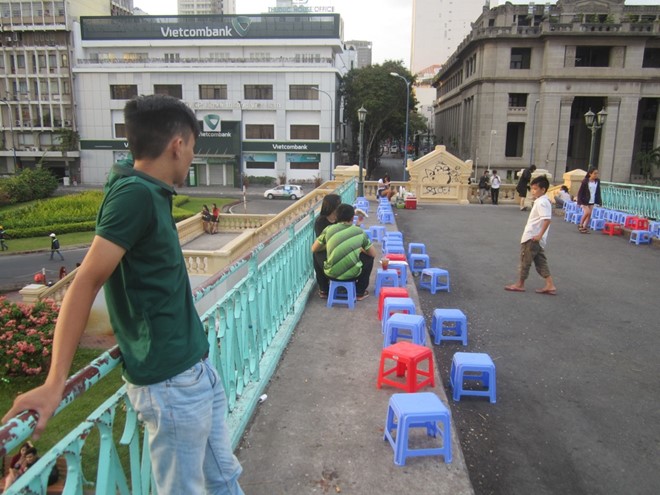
[340,61,418,176]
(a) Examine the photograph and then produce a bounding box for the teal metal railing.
[0,178,357,494]
[601,181,660,220]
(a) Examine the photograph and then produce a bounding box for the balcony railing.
[0,178,357,494]
[601,181,660,220]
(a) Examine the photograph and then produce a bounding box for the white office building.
[411,0,484,73]
[72,13,350,185]
[177,0,235,15]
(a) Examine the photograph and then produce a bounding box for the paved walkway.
[235,208,474,494]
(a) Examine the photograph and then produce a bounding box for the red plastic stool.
[378,287,409,320]
[384,253,407,262]
[377,341,435,392]
[624,216,649,231]
[602,222,624,236]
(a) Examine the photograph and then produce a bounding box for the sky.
[132,0,659,69]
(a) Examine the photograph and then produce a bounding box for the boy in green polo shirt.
[2,95,243,495]
[312,203,378,300]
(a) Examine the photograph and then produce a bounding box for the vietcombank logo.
[203,114,220,132]
[160,16,251,39]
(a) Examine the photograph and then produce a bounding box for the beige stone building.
[432,0,660,184]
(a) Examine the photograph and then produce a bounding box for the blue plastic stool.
[431,308,468,346]
[450,352,496,403]
[589,217,606,231]
[409,253,430,275]
[382,297,416,333]
[380,210,395,224]
[370,225,386,242]
[570,211,583,225]
[384,243,405,255]
[649,221,660,239]
[389,261,408,286]
[419,268,450,294]
[592,206,606,219]
[384,231,404,241]
[354,197,370,212]
[327,280,356,309]
[629,230,652,245]
[383,238,404,251]
[407,242,426,257]
[384,392,452,466]
[383,313,427,346]
[375,269,400,295]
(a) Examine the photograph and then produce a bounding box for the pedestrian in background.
[490,170,502,205]
[516,165,536,211]
[478,170,490,204]
[577,167,601,234]
[0,225,9,251]
[49,233,64,260]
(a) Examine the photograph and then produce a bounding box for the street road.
[0,248,88,292]
[396,203,660,495]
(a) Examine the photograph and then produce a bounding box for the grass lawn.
[1,347,127,481]
[0,196,235,255]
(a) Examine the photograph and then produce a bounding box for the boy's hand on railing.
[2,382,64,440]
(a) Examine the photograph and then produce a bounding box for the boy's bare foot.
[504,285,525,292]
[535,288,557,295]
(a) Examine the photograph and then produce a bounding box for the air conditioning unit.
[15,120,21,126]
[6,36,13,42]
[31,146,39,151]
[63,120,71,126]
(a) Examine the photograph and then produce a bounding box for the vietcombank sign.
[80,14,341,41]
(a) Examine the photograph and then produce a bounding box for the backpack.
[52,239,60,249]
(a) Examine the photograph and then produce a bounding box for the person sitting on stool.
[312,203,377,301]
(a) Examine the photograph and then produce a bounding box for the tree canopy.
[340,61,418,176]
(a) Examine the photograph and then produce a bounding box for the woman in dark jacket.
[577,167,602,233]
[313,194,341,298]
[516,165,536,211]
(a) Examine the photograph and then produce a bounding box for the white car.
[264,184,305,200]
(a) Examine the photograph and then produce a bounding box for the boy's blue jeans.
[126,359,243,495]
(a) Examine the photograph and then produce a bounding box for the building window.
[245,124,275,139]
[575,46,610,67]
[165,53,180,62]
[643,48,660,68]
[508,93,528,108]
[199,84,227,100]
[124,53,148,62]
[110,85,138,100]
[289,85,319,100]
[290,125,319,140]
[154,84,183,99]
[115,123,126,138]
[246,161,275,169]
[505,122,525,157]
[244,85,273,100]
[290,162,319,170]
[510,48,531,69]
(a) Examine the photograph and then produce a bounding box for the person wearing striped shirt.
[312,203,377,301]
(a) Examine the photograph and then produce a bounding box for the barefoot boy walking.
[505,175,557,295]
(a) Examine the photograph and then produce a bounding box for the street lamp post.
[389,72,410,182]
[584,108,607,168]
[0,99,17,170]
[357,106,367,197]
[487,129,496,171]
[529,99,540,167]
[310,87,334,181]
